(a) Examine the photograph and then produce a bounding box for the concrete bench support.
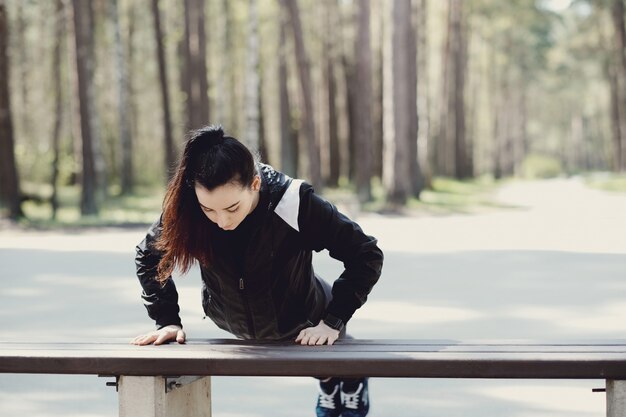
[608,380,626,417]
[118,376,211,417]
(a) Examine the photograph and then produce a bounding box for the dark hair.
[154,125,258,282]
[185,125,257,190]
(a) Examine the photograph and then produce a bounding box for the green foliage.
[3,0,619,227]
[520,153,563,179]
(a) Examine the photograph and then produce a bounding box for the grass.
[329,175,512,216]
[13,182,164,230]
[4,175,513,230]
[584,172,626,193]
[407,177,511,215]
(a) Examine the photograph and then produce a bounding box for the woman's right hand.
[130,324,186,346]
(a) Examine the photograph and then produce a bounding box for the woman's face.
[194,176,261,231]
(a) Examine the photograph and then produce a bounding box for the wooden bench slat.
[3,339,626,379]
[3,340,626,353]
[4,338,626,346]
[3,338,626,349]
[4,340,626,353]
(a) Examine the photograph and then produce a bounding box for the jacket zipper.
[239,277,256,338]
[236,196,270,340]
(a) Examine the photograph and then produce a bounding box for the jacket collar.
[258,163,291,213]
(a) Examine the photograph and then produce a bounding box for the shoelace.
[342,383,364,410]
[318,385,339,409]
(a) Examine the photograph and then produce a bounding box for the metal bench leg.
[607,380,626,417]
[118,376,211,417]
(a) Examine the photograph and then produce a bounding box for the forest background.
[1,0,625,225]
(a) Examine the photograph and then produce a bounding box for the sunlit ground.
[1,177,625,416]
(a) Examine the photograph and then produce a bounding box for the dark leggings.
[313,329,363,386]
[312,276,365,386]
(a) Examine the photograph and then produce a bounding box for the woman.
[132,125,383,417]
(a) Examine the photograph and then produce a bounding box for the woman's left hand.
[295,321,340,346]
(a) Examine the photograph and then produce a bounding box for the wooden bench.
[2,339,626,416]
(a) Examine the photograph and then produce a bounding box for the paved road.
[0,178,624,416]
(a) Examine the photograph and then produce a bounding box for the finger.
[307,335,319,346]
[136,334,157,346]
[299,334,310,345]
[177,330,186,344]
[131,334,147,344]
[154,332,172,346]
[327,336,337,346]
[315,336,327,346]
[295,331,304,343]
[297,329,311,343]
[144,334,159,345]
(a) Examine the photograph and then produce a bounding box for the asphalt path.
[0,177,624,416]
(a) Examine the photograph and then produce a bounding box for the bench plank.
[2,339,626,379]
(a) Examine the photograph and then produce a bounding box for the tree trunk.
[518,76,529,173]
[110,0,133,194]
[416,0,432,189]
[570,113,584,173]
[0,1,22,219]
[244,0,260,151]
[258,63,268,163]
[612,0,626,171]
[183,0,210,130]
[196,0,209,126]
[15,0,29,139]
[489,44,502,179]
[510,78,524,176]
[64,0,80,187]
[85,0,108,202]
[281,0,322,190]
[182,0,193,129]
[342,51,357,183]
[499,58,514,178]
[436,0,451,177]
[454,0,469,179]
[407,0,423,197]
[337,2,357,184]
[110,0,132,194]
[127,2,138,147]
[278,11,298,177]
[383,0,414,207]
[50,0,65,220]
[438,0,468,179]
[216,0,231,127]
[71,0,99,215]
[466,14,480,177]
[324,0,340,187]
[608,58,624,171]
[353,0,373,202]
[150,0,176,180]
[372,0,384,180]
[225,0,239,134]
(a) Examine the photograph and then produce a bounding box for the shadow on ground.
[1,246,623,416]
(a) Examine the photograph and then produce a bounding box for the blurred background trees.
[0,0,624,221]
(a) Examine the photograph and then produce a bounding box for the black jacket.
[135,164,384,340]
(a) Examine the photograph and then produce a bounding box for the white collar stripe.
[274,179,304,232]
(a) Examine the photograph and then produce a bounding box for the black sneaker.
[316,381,342,417]
[340,379,370,417]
